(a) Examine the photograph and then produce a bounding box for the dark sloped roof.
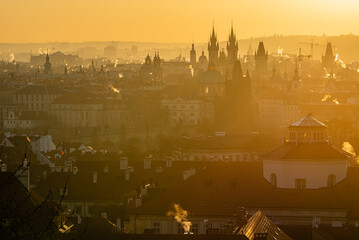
[289,113,326,128]
[16,85,64,95]
[240,211,292,240]
[128,163,273,216]
[35,160,209,201]
[128,163,351,218]
[262,143,349,160]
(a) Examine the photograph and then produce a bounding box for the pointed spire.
[232,60,243,81]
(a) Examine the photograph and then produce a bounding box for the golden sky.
[1,0,358,43]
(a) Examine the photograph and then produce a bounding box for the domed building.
[198,63,225,98]
[263,113,350,189]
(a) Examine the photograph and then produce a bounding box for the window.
[75,205,82,215]
[177,223,184,234]
[153,222,160,234]
[191,223,199,234]
[295,179,306,190]
[270,174,277,187]
[328,174,336,187]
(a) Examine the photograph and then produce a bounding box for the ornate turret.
[208,25,219,66]
[288,113,327,143]
[44,53,52,74]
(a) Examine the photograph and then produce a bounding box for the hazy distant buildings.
[13,85,64,112]
[104,44,117,60]
[30,51,82,67]
[139,53,162,82]
[161,97,215,126]
[4,111,47,131]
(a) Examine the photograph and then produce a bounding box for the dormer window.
[295,179,306,190]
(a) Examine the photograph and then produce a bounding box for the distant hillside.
[1,34,359,63]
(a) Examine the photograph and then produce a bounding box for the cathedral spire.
[208,23,219,66]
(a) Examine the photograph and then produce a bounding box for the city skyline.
[1,0,359,43]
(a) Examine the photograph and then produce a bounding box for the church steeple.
[190,43,196,67]
[227,24,238,65]
[232,60,243,81]
[322,42,335,69]
[208,24,219,66]
[255,42,268,75]
[44,52,52,74]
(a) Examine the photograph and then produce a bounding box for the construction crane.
[298,39,319,59]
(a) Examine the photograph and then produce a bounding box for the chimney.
[125,169,130,181]
[165,157,173,168]
[19,159,30,190]
[104,166,109,173]
[144,157,152,169]
[49,163,56,172]
[120,157,128,170]
[135,197,142,208]
[140,186,148,196]
[1,163,7,172]
[93,171,98,184]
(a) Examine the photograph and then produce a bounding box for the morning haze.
[1,1,359,240]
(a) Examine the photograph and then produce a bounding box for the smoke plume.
[167,203,192,233]
[342,142,356,157]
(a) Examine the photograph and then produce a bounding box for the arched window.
[270,173,277,187]
[328,174,336,187]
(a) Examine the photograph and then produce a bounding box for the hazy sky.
[1,0,358,43]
